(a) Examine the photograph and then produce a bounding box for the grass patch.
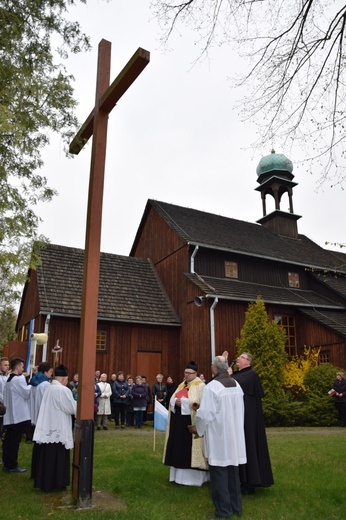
[1,424,345,519]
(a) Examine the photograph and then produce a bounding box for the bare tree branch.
[151,0,346,184]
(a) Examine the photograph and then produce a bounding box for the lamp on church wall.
[194,296,206,307]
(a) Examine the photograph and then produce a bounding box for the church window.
[319,352,330,364]
[225,261,238,279]
[96,330,107,351]
[288,272,300,288]
[275,315,297,356]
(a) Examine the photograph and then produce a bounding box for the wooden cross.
[69,39,149,508]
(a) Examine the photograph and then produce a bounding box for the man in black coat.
[231,352,274,494]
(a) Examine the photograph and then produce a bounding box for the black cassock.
[34,443,70,491]
[233,367,274,488]
[164,406,193,469]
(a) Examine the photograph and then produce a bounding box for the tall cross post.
[69,39,149,508]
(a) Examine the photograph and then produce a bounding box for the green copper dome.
[256,150,293,177]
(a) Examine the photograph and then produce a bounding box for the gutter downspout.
[210,297,218,360]
[42,313,51,362]
[190,245,217,359]
[190,245,199,273]
[25,319,35,373]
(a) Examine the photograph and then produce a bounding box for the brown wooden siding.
[309,276,346,305]
[17,270,40,330]
[214,301,249,357]
[182,280,211,371]
[195,248,312,289]
[294,312,346,366]
[2,341,28,361]
[155,247,190,310]
[131,207,186,264]
[267,305,346,366]
[173,282,248,380]
[30,316,180,389]
[268,305,342,352]
[261,214,298,239]
[133,216,192,380]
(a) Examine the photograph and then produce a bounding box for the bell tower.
[255,150,301,238]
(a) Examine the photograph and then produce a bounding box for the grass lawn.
[1,425,345,519]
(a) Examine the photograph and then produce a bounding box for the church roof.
[185,273,345,310]
[141,200,346,274]
[35,244,180,326]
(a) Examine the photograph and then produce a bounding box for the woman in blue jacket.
[131,376,148,429]
[112,371,130,429]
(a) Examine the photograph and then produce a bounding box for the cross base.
[72,419,95,508]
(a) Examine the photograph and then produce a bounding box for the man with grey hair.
[194,356,246,518]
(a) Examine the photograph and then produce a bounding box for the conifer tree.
[235,297,287,402]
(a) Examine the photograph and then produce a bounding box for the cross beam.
[70,39,149,509]
[69,46,150,155]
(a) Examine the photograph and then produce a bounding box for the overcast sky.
[37,0,345,257]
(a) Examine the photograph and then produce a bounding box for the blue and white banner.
[154,398,168,431]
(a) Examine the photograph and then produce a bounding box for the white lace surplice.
[33,380,77,449]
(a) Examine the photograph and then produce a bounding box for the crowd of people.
[0,360,182,494]
[90,371,179,429]
[1,352,345,518]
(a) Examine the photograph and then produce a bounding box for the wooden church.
[14,151,346,385]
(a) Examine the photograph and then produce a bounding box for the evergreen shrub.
[303,363,342,397]
[237,299,344,427]
[263,395,338,427]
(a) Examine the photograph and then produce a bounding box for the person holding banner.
[153,395,169,452]
[154,397,168,431]
[163,361,208,486]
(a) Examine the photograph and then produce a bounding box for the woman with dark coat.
[131,376,148,429]
[332,372,346,426]
[152,373,167,407]
[111,371,130,429]
[126,375,135,426]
